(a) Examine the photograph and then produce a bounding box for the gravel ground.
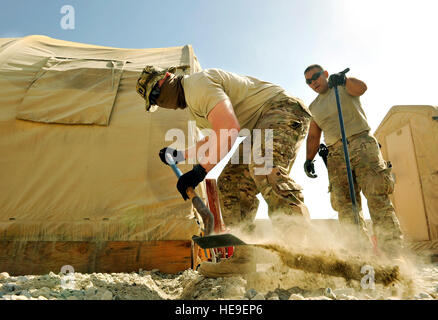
[1,260,437,300]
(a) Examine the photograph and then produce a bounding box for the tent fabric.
[374,105,438,241]
[17,57,125,125]
[0,35,204,241]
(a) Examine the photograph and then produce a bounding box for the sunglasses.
[306,70,324,85]
[149,83,161,105]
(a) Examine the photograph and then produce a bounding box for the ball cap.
[136,65,177,112]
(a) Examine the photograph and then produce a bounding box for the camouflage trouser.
[327,132,404,252]
[217,98,311,229]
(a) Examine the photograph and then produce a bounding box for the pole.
[332,68,361,226]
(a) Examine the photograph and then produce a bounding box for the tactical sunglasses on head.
[149,82,161,105]
[306,70,324,85]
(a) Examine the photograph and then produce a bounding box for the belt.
[328,130,370,149]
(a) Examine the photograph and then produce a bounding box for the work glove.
[304,159,317,178]
[159,147,185,165]
[177,164,207,200]
[328,72,347,89]
[318,144,329,168]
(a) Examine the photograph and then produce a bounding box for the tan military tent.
[0,35,205,274]
[374,105,438,245]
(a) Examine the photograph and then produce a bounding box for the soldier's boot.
[197,246,257,278]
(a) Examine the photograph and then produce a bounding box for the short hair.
[304,64,323,75]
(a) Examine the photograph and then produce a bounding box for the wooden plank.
[0,240,192,276]
[95,241,191,274]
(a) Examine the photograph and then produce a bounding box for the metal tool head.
[192,233,247,249]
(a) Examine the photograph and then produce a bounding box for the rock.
[288,286,308,296]
[0,272,10,280]
[61,289,72,298]
[151,269,159,273]
[333,288,355,296]
[85,287,97,297]
[324,288,336,300]
[272,288,293,300]
[38,296,48,300]
[50,292,62,299]
[2,283,21,292]
[267,294,280,300]
[49,271,58,278]
[67,296,79,300]
[252,293,265,300]
[84,281,94,290]
[289,294,305,300]
[101,290,113,300]
[416,292,432,300]
[19,290,32,298]
[305,288,326,298]
[16,276,28,283]
[13,295,29,300]
[245,288,257,299]
[41,275,50,281]
[37,287,52,298]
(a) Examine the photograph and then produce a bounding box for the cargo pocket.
[365,162,395,196]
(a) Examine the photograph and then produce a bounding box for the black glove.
[304,159,317,178]
[159,147,185,165]
[328,72,347,89]
[318,144,329,168]
[177,164,207,200]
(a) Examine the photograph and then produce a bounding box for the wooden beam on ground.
[0,240,192,276]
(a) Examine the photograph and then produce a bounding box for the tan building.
[374,105,438,247]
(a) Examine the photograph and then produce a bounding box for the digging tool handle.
[333,68,360,226]
[166,154,214,235]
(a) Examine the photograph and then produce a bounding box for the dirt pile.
[256,243,400,285]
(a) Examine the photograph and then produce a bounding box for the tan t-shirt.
[181,68,307,130]
[309,86,370,146]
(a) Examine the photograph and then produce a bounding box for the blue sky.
[1,0,437,219]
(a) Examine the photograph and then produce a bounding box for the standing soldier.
[303,64,404,258]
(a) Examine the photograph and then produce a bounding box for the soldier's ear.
[323,70,329,78]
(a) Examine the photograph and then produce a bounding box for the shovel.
[165,153,247,250]
[192,233,247,249]
[165,153,214,235]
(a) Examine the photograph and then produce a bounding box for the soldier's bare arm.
[345,77,367,97]
[185,98,240,173]
[306,121,322,160]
